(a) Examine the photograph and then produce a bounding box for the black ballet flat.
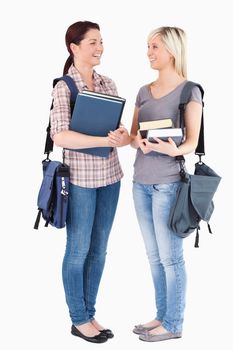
[71,325,108,343]
[100,329,114,338]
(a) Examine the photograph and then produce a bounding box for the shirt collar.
[68,64,102,90]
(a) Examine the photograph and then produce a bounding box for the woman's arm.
[177,100,202,154]
[129,106,142,149]
[53,130,109,149]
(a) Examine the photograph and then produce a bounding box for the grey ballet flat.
[133,324,158,335]
[139,330,182,342]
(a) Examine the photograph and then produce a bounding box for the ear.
[70,43,78,55]
[170,54,175,64]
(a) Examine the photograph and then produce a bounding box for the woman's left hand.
[108,126,131,147]
[139,137,180,157]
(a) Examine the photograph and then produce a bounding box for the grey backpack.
[168,82,221,247]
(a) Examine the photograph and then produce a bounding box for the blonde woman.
[129,27,202,341]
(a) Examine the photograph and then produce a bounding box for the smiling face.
[70,28,104,68]
[147,34,174,71]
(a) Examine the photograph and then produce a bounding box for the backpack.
[34,75,79,229]
[169,161,221,246]
[168,81,221,247]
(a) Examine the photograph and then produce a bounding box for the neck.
[156,67,184,88]
[74,60,94,84]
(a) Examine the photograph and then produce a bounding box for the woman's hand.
[108,126,131,147]
[131,130,146,149]
[139,137,181,157]
[138,138,153,154]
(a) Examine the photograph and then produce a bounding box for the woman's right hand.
[107,127,131,147]
[138,137,154,154]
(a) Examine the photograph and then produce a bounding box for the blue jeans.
[62,181,120,325]
[133,181,186,333]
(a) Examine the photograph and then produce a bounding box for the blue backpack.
[34,75,78,229]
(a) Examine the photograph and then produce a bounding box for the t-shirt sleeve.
[135,86,144,107]
[189,86,203,105]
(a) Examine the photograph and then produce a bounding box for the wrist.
[104,136,110,147]
[173,148,182,157]
[124,135,131,146]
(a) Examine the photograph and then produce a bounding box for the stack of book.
[139,118,183,146]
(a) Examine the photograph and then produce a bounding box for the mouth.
[93,54,101,58]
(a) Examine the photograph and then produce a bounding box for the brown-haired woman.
[50,20,130,343]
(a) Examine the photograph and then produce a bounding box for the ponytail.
[63,55,73,75]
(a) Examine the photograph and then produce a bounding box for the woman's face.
[71,29,104,67]
[147,35,173,71]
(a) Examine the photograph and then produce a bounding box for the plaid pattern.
[50,65,123,188]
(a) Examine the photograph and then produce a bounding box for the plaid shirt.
[50,65,123,188]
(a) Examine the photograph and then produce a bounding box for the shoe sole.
[139,333,182,342]
[71,330,108,343]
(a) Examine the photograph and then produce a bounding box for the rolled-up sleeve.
[50,81,71,139]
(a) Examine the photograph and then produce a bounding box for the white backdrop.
[1,0,232,349]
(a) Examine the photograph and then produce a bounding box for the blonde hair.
[148,26,187,79]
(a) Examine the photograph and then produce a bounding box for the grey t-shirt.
[133,81,202,184]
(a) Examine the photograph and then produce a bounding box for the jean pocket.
[153,182,180,193]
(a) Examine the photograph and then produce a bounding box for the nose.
[97,42,104,51]
[147,47,152,57]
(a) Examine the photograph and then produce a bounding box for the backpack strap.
[44,75,79,158]
[53,75,78,111]
[176,81,205,166]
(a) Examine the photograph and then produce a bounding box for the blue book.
[69,90,126,157]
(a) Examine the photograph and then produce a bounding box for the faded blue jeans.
[62,181,120,325]
[133,181,186,333]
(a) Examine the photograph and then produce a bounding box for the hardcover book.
[139,118,173,130]
[139,118,172,138]
[147,127,183,145]
[69,90,126,157]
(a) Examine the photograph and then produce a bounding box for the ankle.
[144,319,161,328]
[149,325,169,335]
[75,322,100,337]
[91,319,105,331]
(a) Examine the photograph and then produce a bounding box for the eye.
[148,44,158,49]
